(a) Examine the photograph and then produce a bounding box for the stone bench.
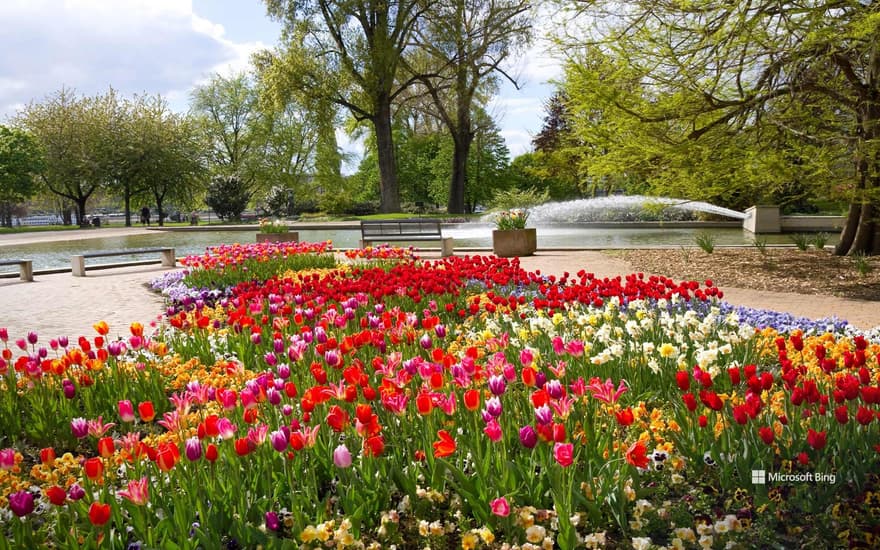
[0,259,34,282]
[360,219,453,257]
[72,247,176,277]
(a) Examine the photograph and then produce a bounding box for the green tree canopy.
[0,125,44,227]
[261,0,428,213]
[555,0,880,255]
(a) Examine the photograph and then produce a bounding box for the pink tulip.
[333,444,352,468]
[118,400,136,423]
[553,442,574,467]
[0,448,15,470]
[490,496,510,517]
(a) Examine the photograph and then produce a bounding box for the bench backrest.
[360,219,442,238]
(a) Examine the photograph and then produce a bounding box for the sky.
[0,0,563,167]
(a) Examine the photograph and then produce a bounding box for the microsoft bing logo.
[751,469,766,485]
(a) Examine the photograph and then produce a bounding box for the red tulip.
[88,501,111,526]
[138,401,155,422]
[205,444,218,463]
[856,406,874,426]
[97,437,115,458]
[758,426,774,445]
[155,443,180,471]
[615,407,634,426]
[807,429,827,450]
[83,457,104,481]
[682,393,697,412]
[625,440,650,469]
[326,405,350,432]
[45,485,67,506]
[835,405,849,424]
[463,389,481,411]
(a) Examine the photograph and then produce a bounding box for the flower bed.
[1,241,879,548]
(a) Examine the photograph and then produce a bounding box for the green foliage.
[205,175,250,221]
[263,185,296,217]
[489,187,549,211]
[0,126,44,227]
[752,236,768,255]
[789,233,810,251]
[812,232,829,250]
[852,252,873,277]
[493,208,529,230]
[693,232,716,254]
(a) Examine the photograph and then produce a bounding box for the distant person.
[140,206,151,226]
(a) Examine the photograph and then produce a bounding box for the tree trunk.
[373,97,400,213]
[124,183,133,227]
[155,194,166,227]
[76,199,88,227]
[835,201,860,255]
[447,134,472,214]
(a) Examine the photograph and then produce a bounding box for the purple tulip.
[534,405,553,425]
[419,333,433,350]
[324,350,341,368]
[251,333,262,345]
[68,483,85,501]
[71,417,88,439]
[58,336,69,348]
[8,490,34,517]
[434,324,447,338]
[27,331,38,345]
[270,430,288,452]
[519,425,538,449]
[281,404,293,417]
[488,375,507,396]
[535,371,547,389]
[545,379,564,400]
[265,511,280,531]
[276,363,291,379]
[185,437,202,461]
[264,352,278,367]
[273,339,284,354]
[485,396,503,418]
[267,388,282,406]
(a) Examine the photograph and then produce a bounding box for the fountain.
[527,196,747,224]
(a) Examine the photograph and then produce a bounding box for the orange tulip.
[92,321,109,336]
[433,429,456,458]
[129,322,144,337]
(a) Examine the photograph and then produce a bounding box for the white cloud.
[0,0,252,121]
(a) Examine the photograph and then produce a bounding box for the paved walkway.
[0,232,877,341]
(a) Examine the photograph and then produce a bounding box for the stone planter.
[492,228,537,257]
[256,232,299,243]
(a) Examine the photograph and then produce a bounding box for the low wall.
[744,206,844,233]
[780,215,845,232]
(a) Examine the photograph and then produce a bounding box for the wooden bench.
[360,219,454,257]
[0,259,34,282]
[72,247,176,276]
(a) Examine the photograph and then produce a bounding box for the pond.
[0,224,826,272]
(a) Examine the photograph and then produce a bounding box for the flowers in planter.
[258,218,288,234]
[494,208,530,230]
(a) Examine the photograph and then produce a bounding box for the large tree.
[412,0,531,214]
[260,0,428,213]
[558,0,880,255]
[16,88,104,226]
[190,72,267,193]
[0,126,44,227]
